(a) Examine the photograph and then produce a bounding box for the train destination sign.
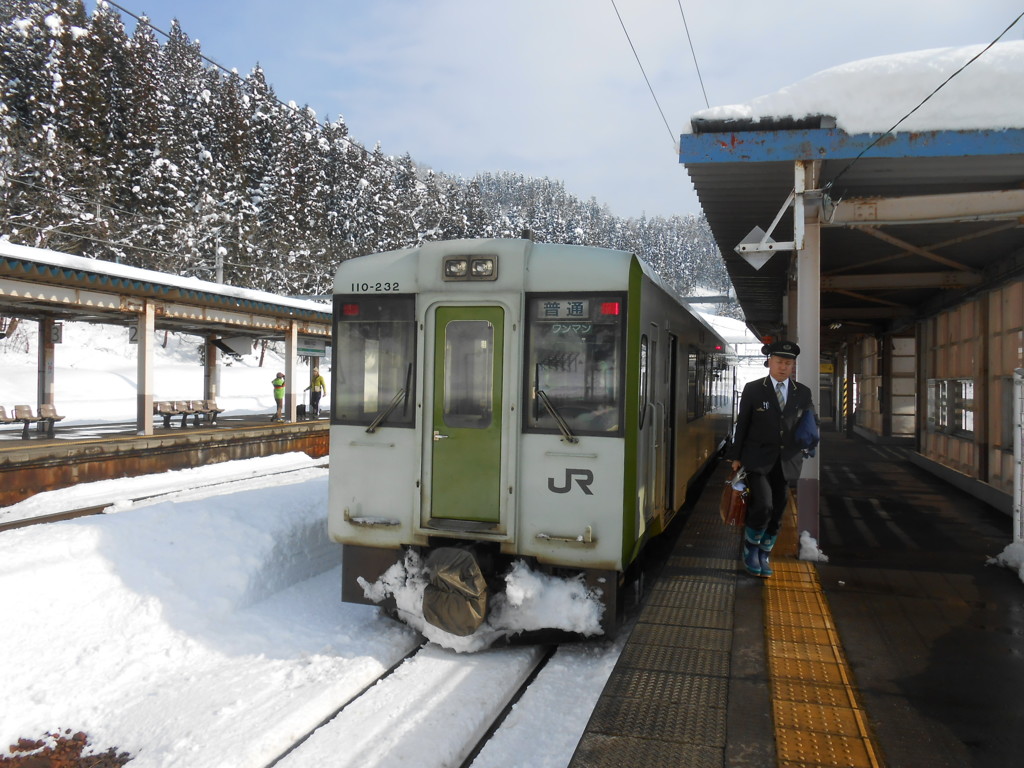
[537,299,589,320]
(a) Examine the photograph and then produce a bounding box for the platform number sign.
[128,323,138,344]
[50,322,63,344]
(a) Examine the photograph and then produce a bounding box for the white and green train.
[328,238,734,643]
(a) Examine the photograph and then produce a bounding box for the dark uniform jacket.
[726,375,815,481]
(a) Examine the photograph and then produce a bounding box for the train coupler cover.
[421,548,488,636]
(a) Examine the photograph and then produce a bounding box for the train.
[327,238,735,649]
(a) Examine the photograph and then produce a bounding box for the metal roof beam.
[822,272,984,290]
[821,306,915,319]
[824,189,1024,227]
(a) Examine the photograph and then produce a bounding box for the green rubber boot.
[758,534,779,578]
[742,527,765,576]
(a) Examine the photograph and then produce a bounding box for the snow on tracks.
[0,469,421,767]
[277,644,550,768]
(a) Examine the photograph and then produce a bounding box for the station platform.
[570,428,1024,768]
[0,413,328,508]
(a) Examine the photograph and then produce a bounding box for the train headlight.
[471,258,495,277]
[443,257,469,278]
[442,255,498,281]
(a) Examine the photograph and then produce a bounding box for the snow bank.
[0,452,327,525]
[689,41,1024,135]
[0,474,420,766]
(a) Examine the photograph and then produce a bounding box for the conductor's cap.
[761,340,800,359]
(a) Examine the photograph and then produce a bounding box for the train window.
[686,351,698,421]
[443,320,494,429]
[524,294,625,436]
[332,295,416,427]
[639,335,649,429]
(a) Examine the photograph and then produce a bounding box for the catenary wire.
[677,0,709,109]
[826,8,1024,191]
[608,0,678,150]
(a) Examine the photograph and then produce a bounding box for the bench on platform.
[154,401,183,428]
[12,404,41,440]
[154,399,223,427]
[0,406,17,430]
[37,403,65,437]
[195,399,224,424]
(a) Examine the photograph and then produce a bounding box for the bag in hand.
[719,471,748,527]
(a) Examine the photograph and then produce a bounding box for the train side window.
[524,294,625,436]
[639,335,649,429]
[687,351,698,421]
[333,295,416,427]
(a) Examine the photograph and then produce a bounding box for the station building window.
[927,377,975,437]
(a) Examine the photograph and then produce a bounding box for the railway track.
[265,642,558,768]
[0,461,329,532]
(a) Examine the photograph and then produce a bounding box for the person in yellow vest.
[271,372,285,421]
[304,368,326,419]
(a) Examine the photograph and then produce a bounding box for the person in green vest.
[304,368,326,419]
[271,372,285,421]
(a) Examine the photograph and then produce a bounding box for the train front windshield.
[525,295,624,435]
[333,295,416,427]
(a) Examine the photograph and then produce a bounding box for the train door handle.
[433,431,449,441]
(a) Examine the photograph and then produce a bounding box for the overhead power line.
[676,1,709,109]
[608,0,678,150]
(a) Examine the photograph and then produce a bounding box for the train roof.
[335,238,730,352]
[334,238,666,292]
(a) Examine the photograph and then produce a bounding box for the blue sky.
[109,0,1023,218]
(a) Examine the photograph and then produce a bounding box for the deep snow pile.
[689,41,1024,134]
[0,452,328,526]
[0,470,419,767]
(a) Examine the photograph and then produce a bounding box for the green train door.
[430,306,504,522]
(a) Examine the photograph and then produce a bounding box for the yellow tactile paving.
[762,505,886,768]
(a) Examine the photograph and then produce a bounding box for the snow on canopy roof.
[0,238,330,315]
[687,41,1024,135]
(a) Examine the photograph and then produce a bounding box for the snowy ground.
[0,461,626,767]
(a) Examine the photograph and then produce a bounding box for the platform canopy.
[0,239,331,341]
[679,41,1024,352]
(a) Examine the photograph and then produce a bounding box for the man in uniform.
[727,340,816,577]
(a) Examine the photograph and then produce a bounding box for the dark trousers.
[310,392,322,416]
[745,459,790,537]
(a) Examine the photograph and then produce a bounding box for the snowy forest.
[0,0,734,307]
